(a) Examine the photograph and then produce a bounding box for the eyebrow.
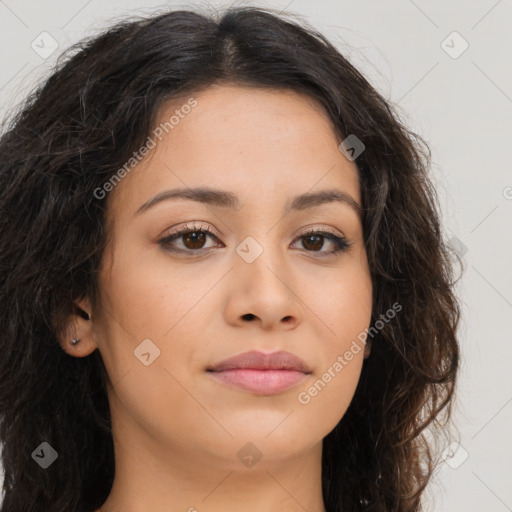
[134,186,362,218]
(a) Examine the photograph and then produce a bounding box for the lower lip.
[209,369,308,395]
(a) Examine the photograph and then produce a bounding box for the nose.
[223,241,305,331]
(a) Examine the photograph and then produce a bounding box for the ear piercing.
[71,338,81,345]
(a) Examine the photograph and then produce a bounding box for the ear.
[56,297,98,358]
[363,337,372,359]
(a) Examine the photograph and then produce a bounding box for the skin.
[59,84,373,512]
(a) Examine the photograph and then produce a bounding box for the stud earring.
[71,338,81,346]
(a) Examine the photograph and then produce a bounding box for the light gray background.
[1,1,511,510]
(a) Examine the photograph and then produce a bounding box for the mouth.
[206,350,312,395]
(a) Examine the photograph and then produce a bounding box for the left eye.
[158,223,352,257]
[294,231,351,255]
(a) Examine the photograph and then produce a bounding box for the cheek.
[95,251,213,446]
[294,255,371,427]
[293,351,364,441]
[305,249,373,343]
[93,242,213,397]
[107,362,202,432]
[98,239,219,340]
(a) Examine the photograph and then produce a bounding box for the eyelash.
[157,222,352,258]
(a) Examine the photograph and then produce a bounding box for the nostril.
[242,313,256,321]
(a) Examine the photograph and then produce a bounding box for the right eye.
[158,223,224,254]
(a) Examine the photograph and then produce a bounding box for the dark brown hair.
[0,6,460,511]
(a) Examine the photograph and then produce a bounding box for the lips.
[206,350,312,395]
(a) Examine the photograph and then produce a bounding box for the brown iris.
[182,231,207,249]
[302,234,324,251]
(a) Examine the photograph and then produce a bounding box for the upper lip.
[207,350,312,373]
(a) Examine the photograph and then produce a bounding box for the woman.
[0,6,460,512]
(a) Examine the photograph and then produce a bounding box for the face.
[84,84,372,471]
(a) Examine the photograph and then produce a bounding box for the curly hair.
[0,5,460,512]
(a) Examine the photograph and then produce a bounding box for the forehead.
[107,85,361,220]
